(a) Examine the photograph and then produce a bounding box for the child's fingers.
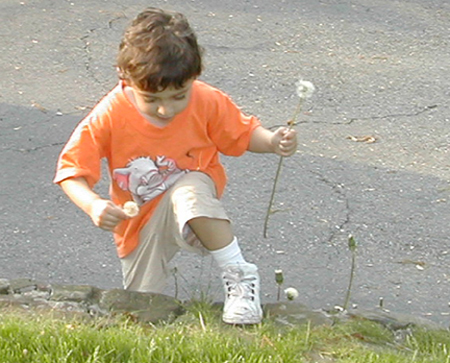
[279,131,298,156]
[272,127,297,156]
[282,128,297,140]
[274,127,295,143]
[280,132,297,146]
[91,199,129,230]
[274,127,288,139]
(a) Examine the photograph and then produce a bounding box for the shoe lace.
[223,269,257,301]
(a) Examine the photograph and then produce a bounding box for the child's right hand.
[89,199,129,231]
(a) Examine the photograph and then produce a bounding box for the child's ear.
[116,67,125,78]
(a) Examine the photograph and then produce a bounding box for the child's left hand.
[271,127,298,157]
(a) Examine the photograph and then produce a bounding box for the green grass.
[1,302,450,362]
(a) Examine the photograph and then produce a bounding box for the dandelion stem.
[288,98,304,130]
[343,236,357,311]
[263,97,304,238]
[173,267,178,300]
[263,156,285,238]
[343,251,356,310]
[275,269,284,301]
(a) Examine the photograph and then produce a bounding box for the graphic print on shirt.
[113,156,188,205]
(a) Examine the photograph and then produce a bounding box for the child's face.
[130,79,194,126]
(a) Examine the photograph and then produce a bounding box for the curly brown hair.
[117,8,203,92]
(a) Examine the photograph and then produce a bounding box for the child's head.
[117,8,203,92]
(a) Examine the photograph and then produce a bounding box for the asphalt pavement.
[1,0,449,325]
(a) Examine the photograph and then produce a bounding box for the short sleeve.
[206,89,261,156]
[54,112,110,188]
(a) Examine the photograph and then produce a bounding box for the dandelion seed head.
[296,80,315,99]
[123,201,140,217]
[284,287,299,301]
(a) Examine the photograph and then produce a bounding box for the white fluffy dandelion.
[284,287,299,301]
[123,201,140,217]
[295,80,315,99]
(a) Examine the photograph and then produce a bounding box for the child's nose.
[157,103,174,117]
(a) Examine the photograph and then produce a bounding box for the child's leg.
[187,217,233,250]
[188,217,246,269]
[189,216,262,324]
[171,172,247,267]
[121,219,180,293]
[175,173,262,324]
[122,171,262,324]
[120,172,228,293]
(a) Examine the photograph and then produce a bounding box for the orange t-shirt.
[54,80,261,258]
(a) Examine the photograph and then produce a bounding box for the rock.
[47,300,91,314]
[0,279,10,294]
[348,309,443,331]
[0,277,446,331]
[9,278,38,293]
[22,289,51,300]
[0,294,32,309]
[0,278,183,324]
[264,302,334,327]
[98,289,184,324]
[50,284,101,304]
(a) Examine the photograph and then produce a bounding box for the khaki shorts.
[120,172,230,293]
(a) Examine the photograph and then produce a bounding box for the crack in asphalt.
[108,13,127,29]
[269,104,438,129]
[307,169,351,246]
[79,29,103,85]
[345,104,438,124]
[2,142,65,153]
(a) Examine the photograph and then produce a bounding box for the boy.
[54,8,297,325]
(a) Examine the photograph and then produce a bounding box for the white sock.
[209,237,246,270]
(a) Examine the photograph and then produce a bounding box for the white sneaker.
[222,263,263,325]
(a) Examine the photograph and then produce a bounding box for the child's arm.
[59,177,128,231]
[248,126,297,157]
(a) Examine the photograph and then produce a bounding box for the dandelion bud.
[274,269,284,285]
[284,287,299,301]
[123,201,139,217]
[295,80,315,99]
[348,234,357,252]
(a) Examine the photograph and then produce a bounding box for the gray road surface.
[1,0,449,325]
